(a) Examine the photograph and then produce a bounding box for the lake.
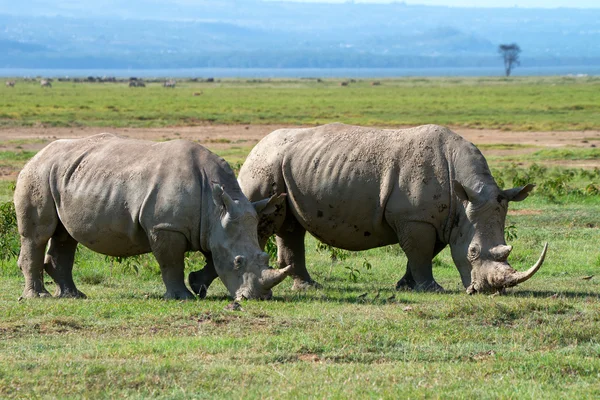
[1,66,599,79]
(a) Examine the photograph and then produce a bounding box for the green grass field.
[1,76,600,131]
[1,77,599,398]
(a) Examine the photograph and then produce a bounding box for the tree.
[498,43,521,77]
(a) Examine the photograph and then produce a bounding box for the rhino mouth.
[467,243,548,294]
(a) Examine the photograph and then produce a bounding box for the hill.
[1,1,599,69]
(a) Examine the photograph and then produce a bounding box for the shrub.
[493,163,600,202]
[0,201,19,263]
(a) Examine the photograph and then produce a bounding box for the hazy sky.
[284,0,599,7]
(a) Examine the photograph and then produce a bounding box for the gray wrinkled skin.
[14,133,287,300]
[236,123,544,293]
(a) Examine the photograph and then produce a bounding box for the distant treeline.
[3,51,600,70]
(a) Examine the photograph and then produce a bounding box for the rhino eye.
[468,244,481,261]
[234,256,246,270]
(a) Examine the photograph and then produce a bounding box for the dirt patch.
[508,209,543,216]
[1,125,599,181]
[0,125,289,152]
[2,125,599,150]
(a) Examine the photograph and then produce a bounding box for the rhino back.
[17,134,234,256]
[241,124,472,250]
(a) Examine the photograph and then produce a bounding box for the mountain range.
[1,0,599,69]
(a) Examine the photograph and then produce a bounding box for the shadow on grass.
[511,289,600,300]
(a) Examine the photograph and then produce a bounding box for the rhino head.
[450,180,547,294]
[209,184,291,300]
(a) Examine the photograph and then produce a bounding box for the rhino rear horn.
[500,243,548,288]
[490,245,512,262]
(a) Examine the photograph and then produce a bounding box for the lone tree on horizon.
[498,43,521,77]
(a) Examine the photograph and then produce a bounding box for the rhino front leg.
[151,230,195,300]
[43,225,86,298]
[396,239,445,290]
[188,254,218,299]
[276,214,321,290]
[396,222,444,292]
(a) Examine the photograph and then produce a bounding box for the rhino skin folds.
[233,123,547,294]
[14,133,289,300]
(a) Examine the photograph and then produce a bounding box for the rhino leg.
[151,230,196,300]
[276,214,321,290]
[188,255,218,299]
[395,222,444,292]
[16,196,57,299]
[396,270,416,291]
[396,239,445,291]
[18,240,52,299]
[43,223,86,298]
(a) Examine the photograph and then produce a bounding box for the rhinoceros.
[14,133,291,301]
[233,123,546,294]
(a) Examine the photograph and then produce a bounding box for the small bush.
[265,236,278,262]
[315,241,348,263]
[0,201,19,263]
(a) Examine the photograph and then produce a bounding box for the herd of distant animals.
[4,78,181,88]
[4,77,380,89]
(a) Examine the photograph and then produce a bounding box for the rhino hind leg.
[43,223,86,298]
[395,222,444,292]
[16,198,57,299]
[151,230,196,300]
[18,240,52,299]
[188,255,218,299]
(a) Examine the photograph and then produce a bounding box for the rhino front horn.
[501,243,548,288]
[260,265,293,289]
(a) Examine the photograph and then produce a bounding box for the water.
[0,66,599,78]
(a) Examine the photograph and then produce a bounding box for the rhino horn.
[499,243,548,288]
[490,245,512,262]
[260,265,292,289]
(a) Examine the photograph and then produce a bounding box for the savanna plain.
[0,77,599,399]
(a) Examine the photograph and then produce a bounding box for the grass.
[1,223,599,398]
[1,78,600,397]
[0,181,15,203]
[1,156,600,398]
[1,76,600,131]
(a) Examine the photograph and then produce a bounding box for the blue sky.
[283,0,599,7]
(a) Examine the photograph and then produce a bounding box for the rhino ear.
[503,184,535,202]
[452,180,480,203]
[212,183,224,208]
[253,193,286,216]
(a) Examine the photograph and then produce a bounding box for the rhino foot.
[164,289,196,300]
[20,289,52,299]
[291,279,322,291]
[188,269,217,299]
[395,277,416,291]
[396,279,444,292]
[414,281,444,292]
[55,288,87,299]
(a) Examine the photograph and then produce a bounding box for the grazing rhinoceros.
[14,133,291,300]
[232,123,546,294]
